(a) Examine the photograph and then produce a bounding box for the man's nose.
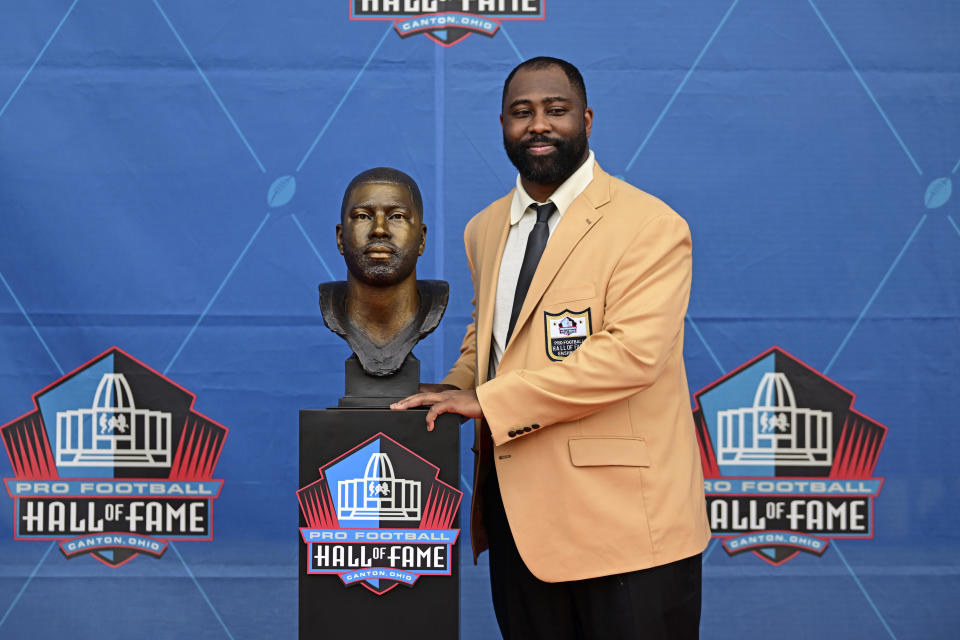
[528,110,551,134]
[369,211,390,237]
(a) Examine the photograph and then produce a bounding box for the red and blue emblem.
[693,347,887,565]
[2,347,227,567]
[298,432,461,595]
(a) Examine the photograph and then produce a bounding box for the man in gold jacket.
[393,56,710,639]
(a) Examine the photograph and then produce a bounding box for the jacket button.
[508,430,517,438]
[523,426,532,433]
[531,424,540,429]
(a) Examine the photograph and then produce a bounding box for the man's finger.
[425,403,444,430]
[425,400,455,431]
[390,397,415,410]
[390,393,437,410]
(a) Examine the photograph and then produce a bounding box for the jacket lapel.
[476,194,514,385]
[504,165,612,356]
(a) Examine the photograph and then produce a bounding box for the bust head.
[320,168,448,381]
[336,167,426,288]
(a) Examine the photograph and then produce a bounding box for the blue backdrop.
[0,1,957,638]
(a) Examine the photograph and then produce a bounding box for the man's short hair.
[341,167,423,222]
[501,56,587,109]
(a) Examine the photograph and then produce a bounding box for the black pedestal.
[339,354,420,408]
[298,408,461,640]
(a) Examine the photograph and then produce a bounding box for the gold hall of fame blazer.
[441,163,711,583]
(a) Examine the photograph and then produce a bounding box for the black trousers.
[482,467,701,640]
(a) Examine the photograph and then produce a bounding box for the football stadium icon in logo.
[2,348,227,567]
[56,373,173,468]
[299,433,461,595]
[693,347,887,566]
[337,452,422,521]
[716,372,832,467]
[350,0,545,48]
[557,317,577,335]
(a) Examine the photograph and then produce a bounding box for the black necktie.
[505,202,557,345]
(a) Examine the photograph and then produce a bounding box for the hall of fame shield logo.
[298,433,461,595]
[1,347,227,567]
[544,309,591,361]
[350,0,545,47]
[692,347,887,565]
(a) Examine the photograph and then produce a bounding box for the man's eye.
[390,213,407,220]
[548,108,567,116]
[353,212,371,219]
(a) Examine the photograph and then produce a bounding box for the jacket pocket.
[544,283,596,305]
[568,437,650,467]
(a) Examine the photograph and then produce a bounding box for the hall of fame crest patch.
[544,309,591,361]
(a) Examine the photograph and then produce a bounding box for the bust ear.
[336,224,344,255]
[418,224,426,256]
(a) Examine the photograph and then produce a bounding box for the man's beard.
[343,242,418,287]
[504,129,588,186]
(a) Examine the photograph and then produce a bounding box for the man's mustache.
[524,135,562,148]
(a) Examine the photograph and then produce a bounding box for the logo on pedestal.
[2,348,227,567]
[693,347,887,565]
[298,433,461,595]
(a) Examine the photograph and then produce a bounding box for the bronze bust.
[319,168,448,378]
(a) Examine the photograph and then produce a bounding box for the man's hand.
[391,389,483,431]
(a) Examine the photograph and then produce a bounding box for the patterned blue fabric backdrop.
[0,1,957,638]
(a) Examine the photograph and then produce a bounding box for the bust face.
[337,182,426,287]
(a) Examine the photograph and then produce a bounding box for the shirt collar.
[510,150,596,226]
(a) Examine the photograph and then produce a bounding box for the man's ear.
[336,224,344,255]
[419,224,427,256]
[583,107,594,138]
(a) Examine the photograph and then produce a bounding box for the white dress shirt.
[490,150,596,373]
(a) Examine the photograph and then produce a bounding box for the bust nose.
[369,211,390,238]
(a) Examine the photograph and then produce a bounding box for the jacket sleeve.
[440,223,480,391]
[441,304,478,390]
[476,213,692,446]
